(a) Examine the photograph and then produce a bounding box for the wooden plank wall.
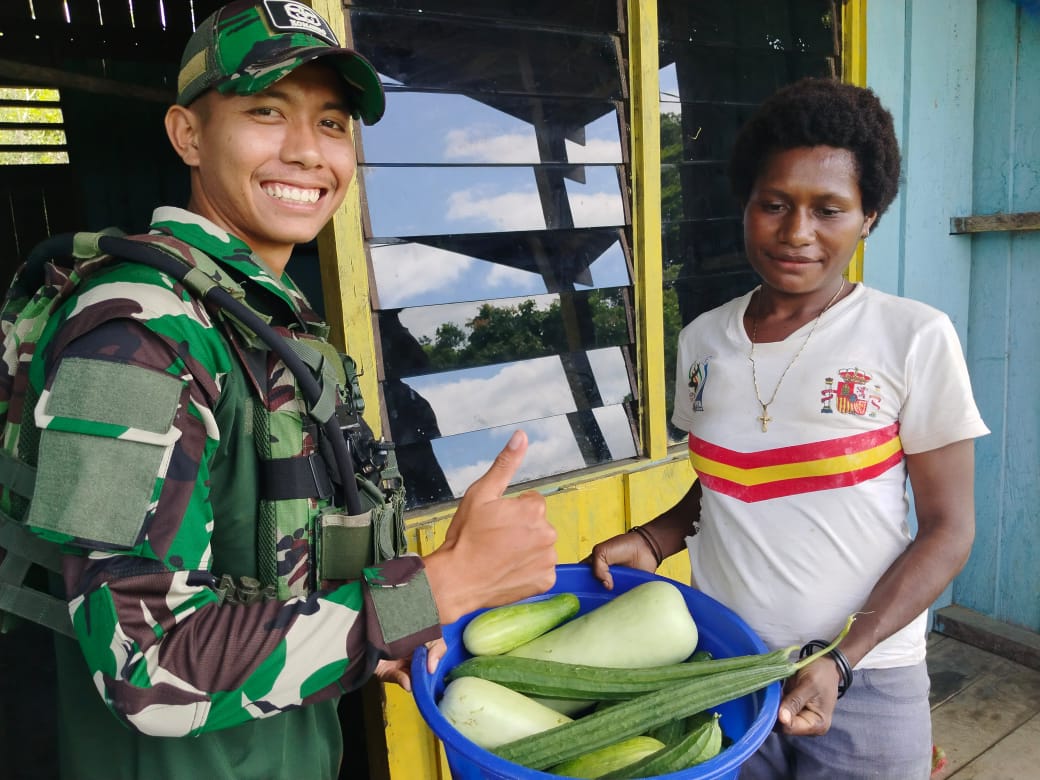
[865,0,1040,636]
[960,0,1040,635]
[863,0,979,612]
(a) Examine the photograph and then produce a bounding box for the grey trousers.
[739,662,932,780]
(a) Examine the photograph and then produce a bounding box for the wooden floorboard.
[950,713,1040,780]
[928,632,1040,779]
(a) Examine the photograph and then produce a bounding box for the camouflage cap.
[177,0,385,124]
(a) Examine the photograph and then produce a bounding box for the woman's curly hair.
[729,77,902,227]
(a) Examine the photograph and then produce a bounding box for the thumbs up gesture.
[423,430,557,625]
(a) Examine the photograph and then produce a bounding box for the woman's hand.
[586,531,661,590]
[586,482,703,590]
[775,657,842,736]
[374,657,412,691]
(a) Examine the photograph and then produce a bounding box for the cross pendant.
[758,405,772,432]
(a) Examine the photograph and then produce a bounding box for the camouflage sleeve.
[36,305,440,737]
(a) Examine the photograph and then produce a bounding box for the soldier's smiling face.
[180,62,356,272]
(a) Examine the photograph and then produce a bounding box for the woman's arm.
[778,438,976,735]
[588,480,703,590]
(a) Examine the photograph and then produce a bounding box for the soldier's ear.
[165,104,202,166]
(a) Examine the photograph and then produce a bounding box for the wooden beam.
[627,0,666,461]
[949,211,1040,235]
[0,59,173,103]
[842,0,867,283]
[934,604,1040,672]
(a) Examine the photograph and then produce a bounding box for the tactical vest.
[0,230,406,636]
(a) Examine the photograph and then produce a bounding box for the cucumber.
[548,735,665,778]
[501,580,700,717]
[462,593,580,656]
[447,647,794,700]
[600,713,723,778]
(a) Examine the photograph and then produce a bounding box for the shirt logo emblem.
[688,358,710,412]
[820,368,882,417]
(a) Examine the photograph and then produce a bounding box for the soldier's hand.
[424,430,557,624]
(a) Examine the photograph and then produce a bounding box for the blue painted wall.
[866,0,1040,634]
[963,0,1040,634]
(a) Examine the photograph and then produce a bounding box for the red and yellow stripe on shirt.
[688,423,903,503]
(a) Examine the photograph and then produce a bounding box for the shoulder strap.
[0,517,74,637]
[0,451,73,636]
[80,232,364,515]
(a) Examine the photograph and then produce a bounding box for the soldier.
[3,2,556,778]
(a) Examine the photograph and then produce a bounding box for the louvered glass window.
[347,1,637,507]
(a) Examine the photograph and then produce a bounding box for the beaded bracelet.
[627,525,664,567]
[799,640,853,699]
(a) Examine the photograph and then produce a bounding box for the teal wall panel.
[998,232,1040,631]
[868,0,1040,634]
[963,232,1009,617]
[865,0,978,612]
[863,1,907,297]
[959,0,1018,626]
[964,0,1040,633]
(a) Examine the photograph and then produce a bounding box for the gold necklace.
[749,278,845,432]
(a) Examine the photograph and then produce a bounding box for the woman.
[589,78,988,779]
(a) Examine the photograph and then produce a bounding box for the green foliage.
[421,291,629,371]
[660,113,686,428]
[660,112,684,224]
[0,87,69,166]
[662,283,681,424]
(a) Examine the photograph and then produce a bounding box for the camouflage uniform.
[14,207,438,779]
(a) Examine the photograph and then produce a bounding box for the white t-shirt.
[671,284,989,668]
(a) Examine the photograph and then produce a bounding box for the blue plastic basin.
[411,564,780,779]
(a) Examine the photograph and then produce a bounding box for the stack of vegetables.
[437,579,852,779]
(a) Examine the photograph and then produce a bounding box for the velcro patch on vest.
[27,357,184,548]
[364,557,439,647]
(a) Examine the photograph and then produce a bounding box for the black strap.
[261,453,335,502]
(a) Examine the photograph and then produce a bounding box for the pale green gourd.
[437,676,572,750]
[505,580,699,714]
[505,580,699,668]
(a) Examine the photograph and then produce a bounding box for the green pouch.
[357,477,406,563]
[316,475,407,582]
[316,508,373,583]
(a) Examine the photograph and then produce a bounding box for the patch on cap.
[260,1,339,45]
